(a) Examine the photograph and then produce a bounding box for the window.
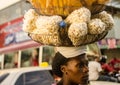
[14,74,24,85]
[21,48,39,67]
[0,55,3,69]
[0,73,9,83]
[42,46,55,65]
[15,70,54,85]
[4,51,19,69]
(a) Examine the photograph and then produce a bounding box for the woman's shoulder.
[57,80,63,85]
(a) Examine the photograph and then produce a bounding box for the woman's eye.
[78,62,88,68]
[79,63,84,68]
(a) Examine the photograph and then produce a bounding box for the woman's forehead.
[67,56,88,66]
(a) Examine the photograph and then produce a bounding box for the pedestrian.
[100,56,115,76]
[88,56,102,81]
[52,46,89,85]
[30,48,39,66]
[109,57,120,72]
[89,56,119,83]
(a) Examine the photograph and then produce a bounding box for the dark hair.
[100,57,107,63]
[52,52,69,77]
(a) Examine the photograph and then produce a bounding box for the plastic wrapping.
[28,0,109,17]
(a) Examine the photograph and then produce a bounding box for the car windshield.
[0,73,9,83]
[15,70,55,85]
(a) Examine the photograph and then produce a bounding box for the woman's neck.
[58,78,78,85]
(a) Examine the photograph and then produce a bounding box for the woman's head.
[52,52,69,77]
[52,46,89,85]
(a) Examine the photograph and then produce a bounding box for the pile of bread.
[23,0,114,46]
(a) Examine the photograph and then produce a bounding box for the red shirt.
[32,58,38,66]
[109,58,120,71]
[102,63,114,72]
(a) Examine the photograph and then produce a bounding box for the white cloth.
[56,46,87,58]
[88,61,102,81]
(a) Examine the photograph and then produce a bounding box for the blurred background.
[0,0,120,85]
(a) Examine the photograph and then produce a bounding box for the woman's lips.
[82,75,89,80]
[81,75,89,85]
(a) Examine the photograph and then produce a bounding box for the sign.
[107,38,116,49]
[0,17,31,48]
[98,39,108,49]
[116,39,120,48]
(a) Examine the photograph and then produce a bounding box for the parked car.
[0,66,119,85]
[0,66,54,85]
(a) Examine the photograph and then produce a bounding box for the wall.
[0,0,32,25]
[101,48,120,62]
[0,0,21,10]
[106,13,120,39]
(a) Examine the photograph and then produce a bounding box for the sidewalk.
[90,81,120,85]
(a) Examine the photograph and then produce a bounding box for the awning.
[106,0,120,13]
[107,0,120,9]
[0,40,41,54]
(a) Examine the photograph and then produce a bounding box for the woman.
[52,46,89,85]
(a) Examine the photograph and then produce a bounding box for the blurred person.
[52,46,89,85]
[30,48,39,66]
[4,62,14,69]
[22,60,31,67]
[89,56,119,83]
[115,71,120,82]
[109,57,120,72]
[100,55,115,76]
[12,52,19,68]
[88,56,102,81]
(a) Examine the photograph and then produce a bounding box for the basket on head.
[28,29,108,47]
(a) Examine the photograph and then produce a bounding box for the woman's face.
[62,54,89,85]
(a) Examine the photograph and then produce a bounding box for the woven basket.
[28,30,108,47]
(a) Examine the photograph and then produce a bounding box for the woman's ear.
[60,65,67,74]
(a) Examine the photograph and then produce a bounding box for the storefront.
[0,16,55,70]
[99,38,120,61]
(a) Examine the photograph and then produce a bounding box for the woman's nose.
[83,66,89,73]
